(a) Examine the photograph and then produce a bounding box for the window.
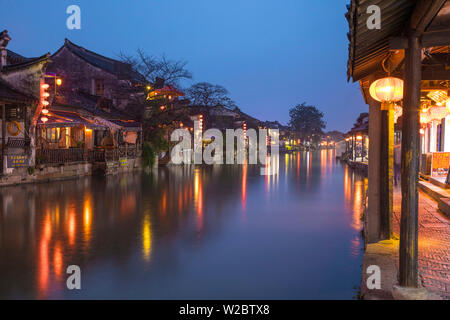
[46,128,60,143]
[94,130,106,146]
[94,79,104,96]
[6,104,24,121]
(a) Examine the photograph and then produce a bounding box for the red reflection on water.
[53,241,63,280]
[242,163,247,211]
[38,215,51,298]
[68,208,76,247]
[38,238,49,298]
[321,149,327,179]
[194,169,203,231]
[83,194,92,244]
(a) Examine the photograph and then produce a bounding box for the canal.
[0,151,366,299]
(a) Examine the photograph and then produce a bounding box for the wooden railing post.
[379,109,394,240]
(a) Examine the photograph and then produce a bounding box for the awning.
[92,117,141,132]
[37,110,105,129]
[109,119,141,132]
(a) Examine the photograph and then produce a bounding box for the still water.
[0,151,366,299]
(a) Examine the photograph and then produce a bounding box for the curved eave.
[1,53,51,73]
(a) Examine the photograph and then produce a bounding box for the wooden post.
[1,103,5,175]
[379,109,394,239]
[352,134,355,161]
[400,35,421,288]
[367,77,383,243]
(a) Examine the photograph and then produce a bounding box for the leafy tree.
[187,82,236,108]
[289,103,326,141]
[119,49,192,86]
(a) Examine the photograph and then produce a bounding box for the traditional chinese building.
[37,39,144,171]
[0,30,49,180]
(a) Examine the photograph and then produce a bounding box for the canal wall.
[0,157,143,186]
[347,160,368,176]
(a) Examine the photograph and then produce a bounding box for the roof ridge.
[2,52,50,72]
[64,38,125,65]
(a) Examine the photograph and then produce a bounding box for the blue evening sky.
[1,0,366,132]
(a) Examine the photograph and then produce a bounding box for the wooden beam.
[400,35,422,288]
[422,29,450,47]
[410,0,447,34]
[389,37,409,50]
[422,66,450,80]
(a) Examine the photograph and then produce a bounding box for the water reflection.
[0,151,365,299]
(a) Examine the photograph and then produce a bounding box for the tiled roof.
[1,53,50,73]
[56,39,146,82]
[37,110,106,129]
[0,78,38,103]
[6,49,35,65]
[53,88,140,121]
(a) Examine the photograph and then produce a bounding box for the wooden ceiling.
[347,0,450,82]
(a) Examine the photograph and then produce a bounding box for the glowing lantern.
[40,116,48,123]
[420,112,429,124]
[41,109,49,115]
[420,128,425,135]
[394,104,403,123]
[356,135,363,140]
[56,78,62,86]
[428,106,447,121]
[40,82,50,112]
[369,77,404,110]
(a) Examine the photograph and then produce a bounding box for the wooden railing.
[36,148,85,165]
[36,145,140,165]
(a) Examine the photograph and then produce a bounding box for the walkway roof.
[346,0,450,82]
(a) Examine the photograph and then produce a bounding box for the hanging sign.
[431,152,450,178]
[7,154,29,168]
[119,157,128,167]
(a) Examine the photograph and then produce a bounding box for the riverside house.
[36,39,144,175]
[0,30,49,184]
[1,33,144,185]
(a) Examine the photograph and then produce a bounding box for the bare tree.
[187,82,237,108]
[118,49,192,86]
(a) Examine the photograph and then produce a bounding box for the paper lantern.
[369,77,404,110]
[394,104,403,123]
[428,106,447,121]
[420,110,430,124]
[40,116,48,123]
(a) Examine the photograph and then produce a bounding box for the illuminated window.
[46,128,60,143]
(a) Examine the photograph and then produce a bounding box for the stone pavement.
[393,188,450,299]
